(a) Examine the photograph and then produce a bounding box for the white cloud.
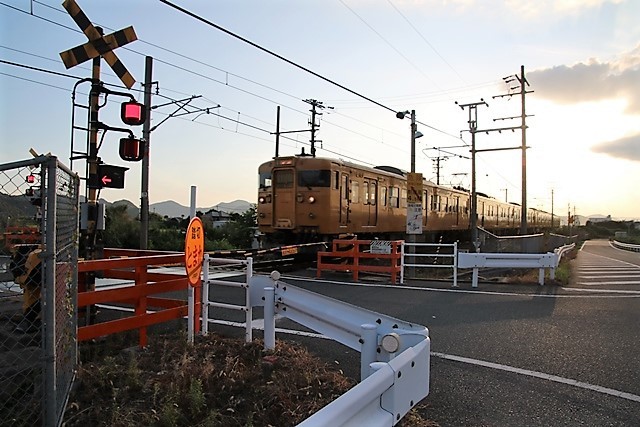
[504,0,625,18]
[592,133,640,161]
[528,44,640,114]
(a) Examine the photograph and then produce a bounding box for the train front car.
[257,156,338,244]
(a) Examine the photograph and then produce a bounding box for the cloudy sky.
[1,0,639,218]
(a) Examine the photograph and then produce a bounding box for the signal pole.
[456,100,487,251]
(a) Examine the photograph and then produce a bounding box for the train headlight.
[308,196,316,204]
[259,196,266,204]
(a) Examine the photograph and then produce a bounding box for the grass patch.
[64,332,436,426]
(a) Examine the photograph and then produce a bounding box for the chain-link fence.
[0,156,79,427]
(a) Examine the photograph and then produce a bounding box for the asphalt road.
[207,239,640,426]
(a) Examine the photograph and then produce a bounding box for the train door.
[273,168,295,228]
[364,178,378,226]
[339,173,350,226]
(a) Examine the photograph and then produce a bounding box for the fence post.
[452,241,458,288]
[202,254,209,335]
[472,268,479,288]
[245,257,253,343]
[264,287,276,350]
[135,265,148,347]
[360,324,378,381]
[400,242,406,284]
[188,284,195,343]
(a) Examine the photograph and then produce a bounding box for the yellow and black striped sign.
[59,0,137,88]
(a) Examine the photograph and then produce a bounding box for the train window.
[400,188,407,208]
[431,195,440,211]
[381,186,387,206]
[370,182,377,205]
[298,170,331,188]
[390,186,399,208]
[364,181,370,205]
[423,191,428,210]
[259,172,272,190]
[334,171,339,190]
[274,170,293,188]
[341,174,349,199]
[351,181,360,203]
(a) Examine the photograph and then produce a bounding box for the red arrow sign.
[101,175,112,185]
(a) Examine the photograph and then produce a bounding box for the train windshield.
[259,172,272,190]
[298,170,331,188]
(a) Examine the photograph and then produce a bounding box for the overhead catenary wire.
[157,0,463,141]
[2,0,463,168]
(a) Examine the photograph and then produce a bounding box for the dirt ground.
[63,332,436,427]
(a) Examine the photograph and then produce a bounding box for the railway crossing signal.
[88,164,128,189]
[59,0,137,88]
[121,100,146,126]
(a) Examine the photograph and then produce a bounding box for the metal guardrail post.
[264,286,276,350]
[360,324,378,381]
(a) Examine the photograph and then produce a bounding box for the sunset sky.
[1,0,639,219]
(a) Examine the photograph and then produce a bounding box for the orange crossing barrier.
[78,249,200,348]
[316,239,403,284]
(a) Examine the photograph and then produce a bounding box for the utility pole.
[432,149,448,185]
[493,65,534,234]
[304,99,332,157]
[456,100,487,251]
[140,56,153,249]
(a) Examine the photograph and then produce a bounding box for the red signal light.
[26,174,36,183]
[120,101,146,126]
[119,138,145,162]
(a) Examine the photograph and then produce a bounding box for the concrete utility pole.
[518,65,529,234]
[493,65,533,234]
[304,99,332,157]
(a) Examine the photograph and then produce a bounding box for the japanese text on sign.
[184,217,205,286]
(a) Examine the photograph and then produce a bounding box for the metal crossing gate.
[0,156,80,427]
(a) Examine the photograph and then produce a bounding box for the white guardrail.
[248,273,430,427]
[611,240,640,252]
[456,243,576,288]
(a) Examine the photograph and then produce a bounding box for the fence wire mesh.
[0,156,79,427]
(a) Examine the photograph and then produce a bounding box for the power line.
[1,1,454,166]
[158,0,399,114]
[338,0,439,88]
[386,0,467,85]
[159,0,463,141]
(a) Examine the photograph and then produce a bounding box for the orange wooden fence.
[316,239,403,284]
[78,249,200,348]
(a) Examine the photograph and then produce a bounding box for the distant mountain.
[149,199,253,218]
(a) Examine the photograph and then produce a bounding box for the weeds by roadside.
[64,332,435,426]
